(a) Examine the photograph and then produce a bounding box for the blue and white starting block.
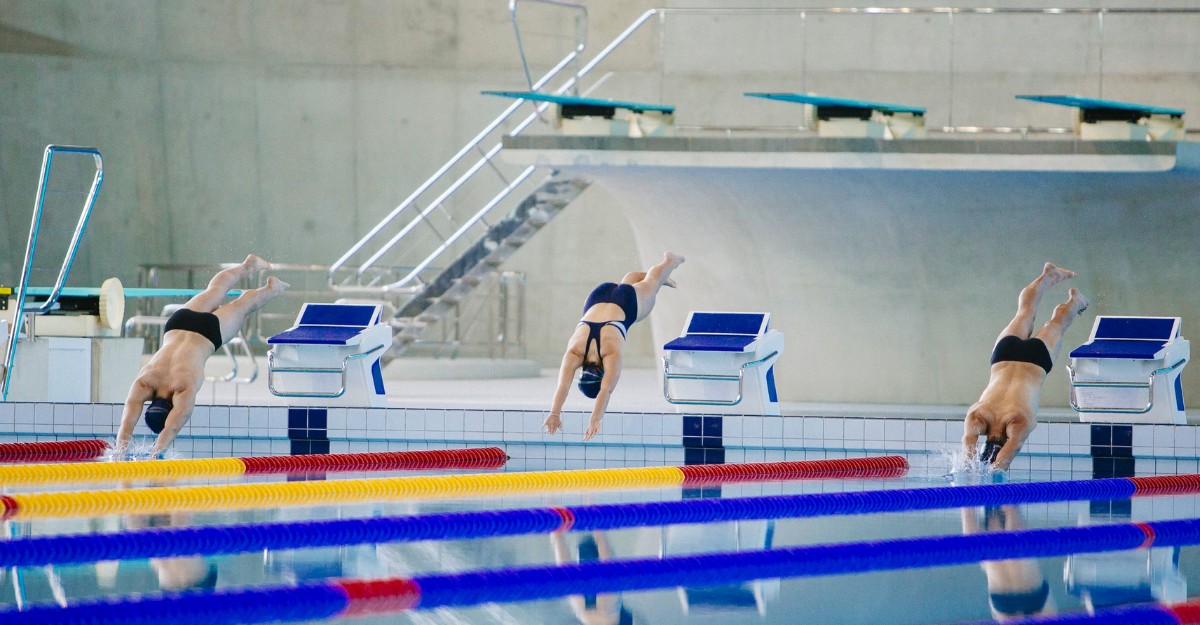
[1067,316,1190,424]
[267,303,391,407]
[482,90,676,137]
[662,312,783,415]
[745,92,927,139]
[1017,95,1185,141]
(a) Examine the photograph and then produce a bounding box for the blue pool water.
[1,438,1198,625]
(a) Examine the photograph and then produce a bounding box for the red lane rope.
[240,447,508,474]
[0,439,108,462]
[678,455,909,485]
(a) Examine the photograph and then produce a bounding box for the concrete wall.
[4,1,1200,407]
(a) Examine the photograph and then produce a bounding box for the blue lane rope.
[3,517,1199,625]
[0,477,1146,567]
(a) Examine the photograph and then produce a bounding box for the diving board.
[23,287,243,298]
[482,90,675,137]
[746,92,926,139]
[1018,95,1185,141]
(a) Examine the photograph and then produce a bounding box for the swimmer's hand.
[583,417,602,441]
[544,412,563,435]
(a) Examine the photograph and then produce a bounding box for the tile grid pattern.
[0,402,1196,473]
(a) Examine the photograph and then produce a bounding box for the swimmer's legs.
[996,262,1076,343]
[1034,287,1090,360]
[184,255,272,313]
[212,276,290,344]
[627,252,685,322]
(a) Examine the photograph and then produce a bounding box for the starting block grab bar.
[1067,358,1188,415]
[267,345,384,399]
[663,350,780,406]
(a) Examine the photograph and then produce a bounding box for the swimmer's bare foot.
[660,252,684,287]
[266,276,290,292]
[1039,262,1075,287]
[243,254,271,272]
[1066,287,1089,315]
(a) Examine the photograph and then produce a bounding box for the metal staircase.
[328,0,627,362]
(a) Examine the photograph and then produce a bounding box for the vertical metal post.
[1097,10,1105,98]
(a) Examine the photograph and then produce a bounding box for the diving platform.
[500,135,1178,172]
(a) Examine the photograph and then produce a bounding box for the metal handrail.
[663,350,780,406]
[327,51,581,289]
[2,145,103,402]
[1066,358,1188,415]
[511,0,587,94]
[266,344,384,399]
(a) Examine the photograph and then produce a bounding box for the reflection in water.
[552,531,634,625]
[661,519,778,617]
[1065,502,1186,614]
[124,512,217,592]
[961,506,1055,621]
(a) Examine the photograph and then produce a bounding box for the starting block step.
[746,92,926,139]
[482,90,675,137]
[1017,95,1185,141]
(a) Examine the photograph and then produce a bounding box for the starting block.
[662,312,783,415]
[1067,316,1189,424]
[745,92,927,139]
[1017,95,1185,141]
[482,90,676,137]
[267,303,391,407]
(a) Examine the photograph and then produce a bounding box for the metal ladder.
[327,0,660,361]
[1,145,104,401]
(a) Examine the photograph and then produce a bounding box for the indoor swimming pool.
[1,422,1199,625]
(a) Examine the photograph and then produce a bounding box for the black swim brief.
[990,335,1053,374]
[164,308,223,350]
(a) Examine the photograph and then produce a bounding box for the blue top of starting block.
[268,326,364,346]
[1070,339,1167,360]
[664,334,758,352]
[481,91,675,114]
[745,93,926,115]
[23,287,243,298]
[1017,95,1184,117]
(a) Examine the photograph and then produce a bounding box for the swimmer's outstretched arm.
[960,409,987,461]
[583,352,622,441]
[545,350,582,435]
[152,392,196,455]
[990,419,1030,471]
[115,382,153,455]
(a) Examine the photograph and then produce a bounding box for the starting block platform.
[1017,95,1185,141]
[482,90,676,137]
[267,303,391,407]
[745,92,927,139]
[662,311,783,415]
[1067,316,1190,424]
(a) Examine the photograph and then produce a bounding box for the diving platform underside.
[501,135,1178,172]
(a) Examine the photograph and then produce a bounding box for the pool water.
[1,443,1197,625]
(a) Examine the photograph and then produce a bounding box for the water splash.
[102,438,177,461]
[940,446,1005,484]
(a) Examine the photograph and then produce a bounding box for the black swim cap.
[144,398,173,434]
[578,365,603,399]
[980,438,1004,464]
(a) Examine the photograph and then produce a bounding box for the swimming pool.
[2,417,1199,625]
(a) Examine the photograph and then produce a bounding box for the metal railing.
[326,2,652,295]
[2,145,103,402]
[137,262,526,359]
